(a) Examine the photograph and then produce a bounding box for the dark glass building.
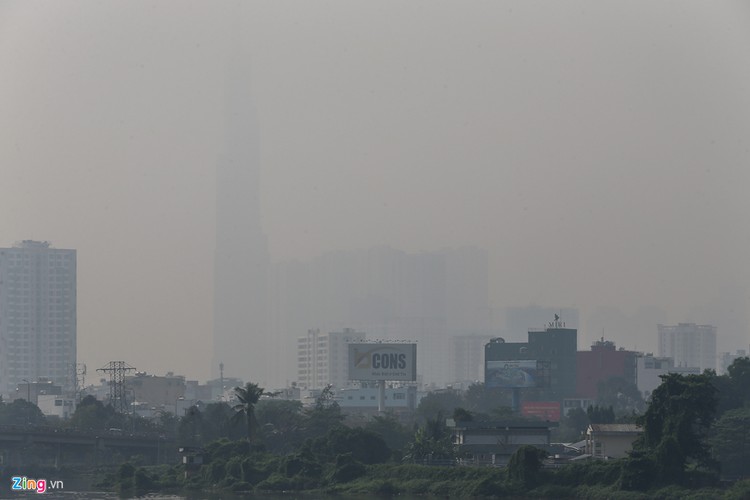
[485,319,577,407]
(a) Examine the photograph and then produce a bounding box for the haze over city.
[1,1,749,386]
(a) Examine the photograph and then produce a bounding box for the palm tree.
[232,382,265,443]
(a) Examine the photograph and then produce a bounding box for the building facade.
[576,339,637,400]
[586,424,642,459]
[124,372,187,414]
[452,334,492,384]
[297,328,366,389]
[719,349,747,375]
[635,353,700,399]
[0,241,76,398]
[451,420,555,466]
[658,323,716,372]
[484,319,577,409]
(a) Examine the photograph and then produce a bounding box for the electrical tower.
[70,363,87,403]
[97,361,135,413]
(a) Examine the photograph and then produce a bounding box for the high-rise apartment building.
[297,328,365,390]
[0,241,76,398]
[453,334,492,384]
[658,323,717,372]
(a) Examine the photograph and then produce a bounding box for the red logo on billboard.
[521,401,561,422]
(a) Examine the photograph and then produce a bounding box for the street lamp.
[21,379,31,427]
[21,379,30,402]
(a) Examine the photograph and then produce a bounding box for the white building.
[586,424,642,459]
[452,334,492,384]
[337,385,419,411]
[37,394,76,419]
[657,323,716,372]
[0,241,76,398]
[636,353,700,399]
[297,328,365,389]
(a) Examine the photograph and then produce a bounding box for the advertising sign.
[348,343,417,381]
[521,401,561,422]
[485,360,538,388]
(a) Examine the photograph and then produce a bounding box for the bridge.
[0,425,176,466]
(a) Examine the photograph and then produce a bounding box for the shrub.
[133,468,155,496]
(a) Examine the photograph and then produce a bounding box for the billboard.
[486,360,538,388]
[348,343,417,381]
[521,401,561,422]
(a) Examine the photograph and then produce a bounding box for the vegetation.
[231,382,267,443]
[12,358,750,497]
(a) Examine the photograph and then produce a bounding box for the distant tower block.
[97,361,136,413]
[213,33,270,384]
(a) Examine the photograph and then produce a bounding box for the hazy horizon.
[1,1,748,384]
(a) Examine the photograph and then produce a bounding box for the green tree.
[556,407,589,442]
[232,382,266,443]
[0,399,46,426]
[587,405,615,424]
[596,376,644,414]
[403,412,455,463]
[255,399,305,453]
[310,426,391,464]
[69,395,124,431]
[363,413,412,454]
[507,445,548,488]
[452,407,473,422]
[635,372,719,485]
[301,386,345,440]
[463,382,512,415]
[204,402,244,442]
[178,405,203,446]
[710,407,750,478]
[715,357,750,415]
[415,389,463,422]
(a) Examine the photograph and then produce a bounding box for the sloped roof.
[588,424,642,434]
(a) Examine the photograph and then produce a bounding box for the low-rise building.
[14,379,62,405]
[451,420,556,465]
[576,339,637,400]
[37,395,75,419]
[337,385,418,414]
[125,372,186,414]
[636,354,700,399]
[585,423,642,459]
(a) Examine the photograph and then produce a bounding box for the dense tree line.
[9,359,750,497]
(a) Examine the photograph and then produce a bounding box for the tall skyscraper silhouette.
[213,36,270,385]
[0,241,76,398]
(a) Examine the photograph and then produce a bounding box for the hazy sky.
[1,1,749,382]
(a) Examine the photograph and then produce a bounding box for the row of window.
[345,393,406,401]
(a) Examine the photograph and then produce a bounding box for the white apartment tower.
[453,334,492,384]
[297,328,365,390]
[658,323,717,372]
[0,241,76,398]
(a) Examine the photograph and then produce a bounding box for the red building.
[576,339,637,400]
